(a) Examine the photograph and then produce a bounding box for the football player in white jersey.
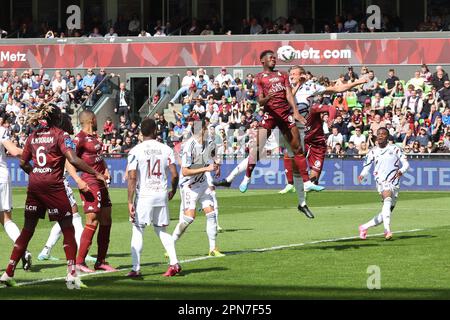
[358,127,409,240]
[37,113,95,262]
[0,124,32,270]
[172,119,224,257]
[127,118,180,277]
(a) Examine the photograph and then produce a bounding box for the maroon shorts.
[25,189,72,222]
[80,182,112,214]
[261,108,295,135]
[305,143,327,174]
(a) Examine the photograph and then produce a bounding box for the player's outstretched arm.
[2,140,22,157]
[324,78,368,94]
[168,163,179,201]
[286,86,306,124]
[182,163,216,177]
[358,151,374,182]
[65,149,106,184]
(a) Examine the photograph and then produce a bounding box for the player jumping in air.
[0,123,32,271]
[127,118,181,277]
[283,66,368,218]
[74,110,116,273]
[172,120,224,257]
[215,50,320,196]
[0,104,106,289]
[37,113,95,263]
[358,127,409,240]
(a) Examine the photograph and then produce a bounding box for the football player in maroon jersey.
[0,104,106,288]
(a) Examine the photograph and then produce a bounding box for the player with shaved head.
[73,110,116,273]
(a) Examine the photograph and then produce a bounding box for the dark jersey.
[22,127,74,192]
[305,104,337,145]
[255,70,291,113]
[74,131,106,182]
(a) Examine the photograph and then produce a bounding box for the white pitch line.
[1,228,424,289]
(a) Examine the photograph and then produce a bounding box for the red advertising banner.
[0,38,449,69]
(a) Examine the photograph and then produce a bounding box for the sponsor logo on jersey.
[48,208,59,215]
[33,167,53,173]
[25,205,37,211]
[269,77,280,83]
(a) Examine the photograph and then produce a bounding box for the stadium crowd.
[1,65,450,159]
[1,8,450,40]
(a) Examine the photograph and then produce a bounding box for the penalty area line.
[0,228,424,289]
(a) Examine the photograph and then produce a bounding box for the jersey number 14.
[147,159,162,177]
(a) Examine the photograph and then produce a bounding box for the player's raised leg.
[214,157,248,188]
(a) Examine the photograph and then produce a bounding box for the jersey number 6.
[36,146,47,167]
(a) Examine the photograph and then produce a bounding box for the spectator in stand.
[332,93,348,113]
[215,68,234,87]
[344,66,358,81]
[431,68,449,91]
[138,29,151,37]
[128,14,141,36]
[371,92,385,115]
[82,68,96,89]
[89,27,103,38]
[115,82,131,119]
[327,126,343,149]
[443,132,450,151]
[415,127,431,146]
[344,13,358,32]
[169,70,196,104]
[104,27,118,38]
[408,71,426,91]
[51,70,67,92]
[187,19,200,35]
[384,69,400,95]
[403,89,423,115]
[420,64,432,85]
[345,141,359,157]
[121,136,134,154]
[200,24,214,36]
[250,18,263,34]
[438,80,450,106]
[349,127,366,149]
[103,117,115,141]
[442,107,450,126]
[114,15,128,36]
[154,27,166,37]
[431,116,444,142]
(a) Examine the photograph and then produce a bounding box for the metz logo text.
[0,51,27,62]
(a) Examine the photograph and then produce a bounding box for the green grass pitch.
[0,187,449,299]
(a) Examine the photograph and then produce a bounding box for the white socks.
[4,220,21,243]
[362,212,383,229]
[210,191,220,227]
[131,225,144,272]
[205,212,218,252]
[72,213,83,248]
[293,175,306,207]
[42,212,84,255]
[362,197,394,232]
[227,157,249,183]
[381,197,392,233]
[172,215,194,242]
[154,226,178,266]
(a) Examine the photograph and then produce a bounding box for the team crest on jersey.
[314,160,321,168]
[95,144,102,151]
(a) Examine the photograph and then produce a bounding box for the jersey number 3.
[147,159,162,177]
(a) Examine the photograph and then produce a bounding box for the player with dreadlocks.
[0,104,106,289]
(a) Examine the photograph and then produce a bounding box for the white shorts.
[0,180,12,212]
[135,199,169,227]
[181,184,214,211]
[63,178,77,208]
[376,181,399,198]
